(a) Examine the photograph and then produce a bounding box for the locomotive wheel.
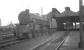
[16,33,23,40]
[22,33,29,39]
[28,33,33,39]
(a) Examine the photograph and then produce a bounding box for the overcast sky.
[0,0,79,26]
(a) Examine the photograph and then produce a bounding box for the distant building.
[53,7,78,31]
[50,18,57,28]
[47,8,60,29]
[47,8,60,21]
[7,21,15,28]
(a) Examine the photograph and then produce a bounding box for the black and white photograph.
[0,0,84,50]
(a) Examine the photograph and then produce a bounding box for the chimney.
[65,7,70,11]
[52,8,57,12]
[25,9,30,14]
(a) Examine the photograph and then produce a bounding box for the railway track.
[54,35,68,50]
[32,31,70,50]
[0,39,18,49]
[0,31,70,50]
[0,37,30,49]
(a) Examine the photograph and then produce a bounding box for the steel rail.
[32,31,70,50]
[55,31,70,50]
[0,38,29,49]
[55,36,67,50]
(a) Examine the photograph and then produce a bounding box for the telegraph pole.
[79,0,84,48]
[41,7,43,16]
